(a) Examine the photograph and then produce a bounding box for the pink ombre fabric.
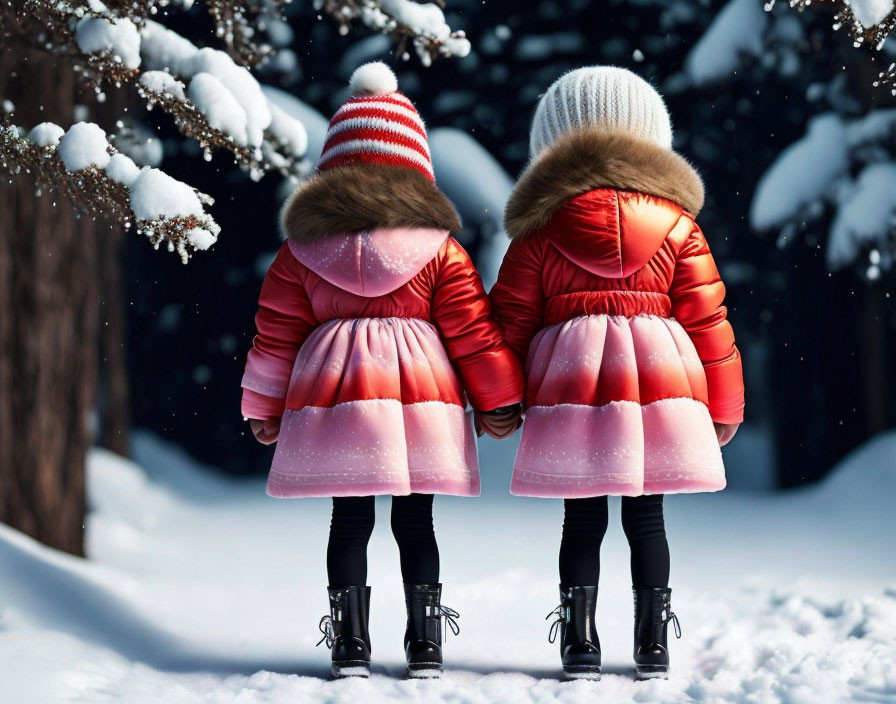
[510,315,725,497]
[268,318,479,497]
[284,317,464,409]
[270,400,478,497]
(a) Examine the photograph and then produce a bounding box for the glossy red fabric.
[490,189,744,424]
[245,236,524,417]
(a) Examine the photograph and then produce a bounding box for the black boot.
[403,583,460,678]
[633,587,681,679]
[317,586,372,678]
[547,585,601,679]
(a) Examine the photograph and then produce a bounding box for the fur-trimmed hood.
[504,128,704,240]
[281,163,461,242]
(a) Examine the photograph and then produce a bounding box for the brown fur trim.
[504,128,705,239]
[281,163,461,242]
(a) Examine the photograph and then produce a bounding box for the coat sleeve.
[669,222,745,425]
[430,238,524,411]
[488,236,547,363]
[240,243,318,419]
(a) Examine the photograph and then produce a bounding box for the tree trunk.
[0,45,103,555]
[98,225,131,457]
[860,282,888,435]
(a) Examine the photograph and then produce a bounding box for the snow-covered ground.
[1,430,895,703]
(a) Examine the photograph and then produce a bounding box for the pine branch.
[875,62,896,94]
[137,71,271,180]
[204,0,292,67]
[765,0,896,92]
[832,0,896,50]
[320,0,471,66]
[0,119,220,263]
[3,2,308,178]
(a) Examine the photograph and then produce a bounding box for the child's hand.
[249,417,281,445]
[475,404,522,440]
[714,422,740,447]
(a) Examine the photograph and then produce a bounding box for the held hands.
[249,417,281,445]
[714,422,740,447]
[475,403,523,440]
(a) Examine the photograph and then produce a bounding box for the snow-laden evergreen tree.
[0,0,470,555]
[679,0,896,485]
[681,0,896,276]
[0,0,470,262]
[765,0,896,92]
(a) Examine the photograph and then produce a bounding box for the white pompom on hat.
[529,66,673,158]
[349,61,399,97]
[316,61,434,181]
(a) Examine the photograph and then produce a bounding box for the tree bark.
[0,45,103,555]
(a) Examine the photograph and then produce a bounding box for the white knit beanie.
[529,66,673,158]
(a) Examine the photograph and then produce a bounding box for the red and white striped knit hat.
[316,62,434,182]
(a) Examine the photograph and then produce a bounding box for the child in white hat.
[490,66,744,679]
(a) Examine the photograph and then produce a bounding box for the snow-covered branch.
[204,0,292,67]
[764,0,896,91]
[0,119,220,263]
[750,110,896,278]
[319,0,471,66]
[1,0,470,259]
[3,3,310,179]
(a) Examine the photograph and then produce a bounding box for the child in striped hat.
[241,62,523,679]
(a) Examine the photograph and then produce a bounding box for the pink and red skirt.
[511,314,726,498]
[268,317,479,498]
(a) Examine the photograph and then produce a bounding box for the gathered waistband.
[544,290,671,325]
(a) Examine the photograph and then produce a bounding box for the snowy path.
[1,431,895,703]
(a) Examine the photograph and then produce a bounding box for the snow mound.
[684,0,766,85]
[186,228,217,251]
[139,70,186,102]
[26,122,64,147]
[812,430,896,505]
[847,108,896,147]
[140,21,273,150]
[350,61,398,96]
[76,15,141,70]
[262,86,329,164]
[58,122,111,171]
[845,0,896,28]
[429,127,513,287]
[105,153,140,186]
[266,100,308,157]
[129,167,202,220]
[828,163,896,270]
[187,72,248,146]
[749,113,848,230]
[139,20,199,74]
[189,48,270,148]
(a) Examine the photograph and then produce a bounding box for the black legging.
[327,494,439,586]
[559,495,670,588]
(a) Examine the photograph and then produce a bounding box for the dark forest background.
[122,0,896,489]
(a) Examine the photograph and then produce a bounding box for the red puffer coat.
[490,128,744,498]
[242,164,523,498]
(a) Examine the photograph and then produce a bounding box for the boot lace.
[315,614,335,648]
[545,604,567,644]
[663,607,682,639]
[439,605,461,638]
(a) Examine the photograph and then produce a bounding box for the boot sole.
[635,665,669,680]
[331,662,371,679]
[563,667,601,681]
[407,663,442,679]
